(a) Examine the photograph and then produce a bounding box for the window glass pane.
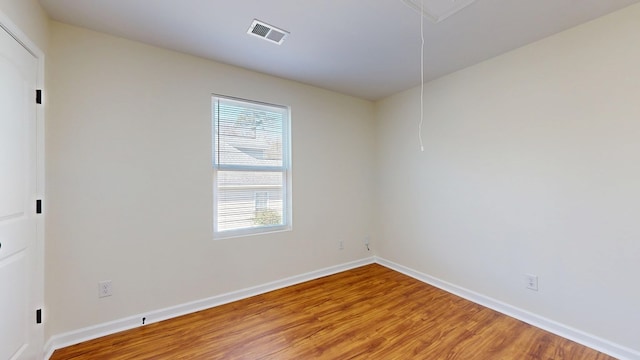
[214,99,285,168]
[216,170,284,232]
[255,192,269,211]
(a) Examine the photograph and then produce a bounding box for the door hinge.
[36,309,42,324]
[36,89,42,104]
[36,199,42,214]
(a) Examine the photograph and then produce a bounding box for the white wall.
[0,0,48,51]
[375,3,640,353]
[46,22,375,337]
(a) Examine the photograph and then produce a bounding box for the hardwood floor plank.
[50,264,617,359]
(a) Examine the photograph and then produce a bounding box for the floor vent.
[247,19,289,45]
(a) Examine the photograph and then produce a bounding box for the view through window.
[212,95,291,237]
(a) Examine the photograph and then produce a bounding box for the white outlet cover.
[525,274,538,291]
[99,280,113,298]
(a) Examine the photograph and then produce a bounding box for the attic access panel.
[402,0,477,23]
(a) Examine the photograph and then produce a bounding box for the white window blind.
[212,95,291,237]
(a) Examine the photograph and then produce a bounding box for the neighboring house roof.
[215,132,284,187]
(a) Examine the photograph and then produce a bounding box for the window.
[254,191,269,211]
[212,95,291,238]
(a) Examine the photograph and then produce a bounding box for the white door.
[0,23,42,360]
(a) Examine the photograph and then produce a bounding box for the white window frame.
[212,94,292,239]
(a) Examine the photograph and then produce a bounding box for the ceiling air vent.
[401,0,476,23]
[247,19,289,45]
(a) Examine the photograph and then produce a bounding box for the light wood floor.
[51,264,616,359]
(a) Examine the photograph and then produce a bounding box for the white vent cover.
[402,0,476,23]
[247,19,289,45]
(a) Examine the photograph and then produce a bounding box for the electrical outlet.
[525,274,538,291]
[364,236,370,251]
[99,280,113,298]
[339,240,344,250]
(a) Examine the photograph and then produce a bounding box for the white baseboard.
[44,256,639,360]
[44,257,375,359]
[374,256,640,360]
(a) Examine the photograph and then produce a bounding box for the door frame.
[0,8,46,358]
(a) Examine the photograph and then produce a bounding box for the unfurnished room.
[1,0,639,359]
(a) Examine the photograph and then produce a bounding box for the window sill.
[213,225,292,240]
